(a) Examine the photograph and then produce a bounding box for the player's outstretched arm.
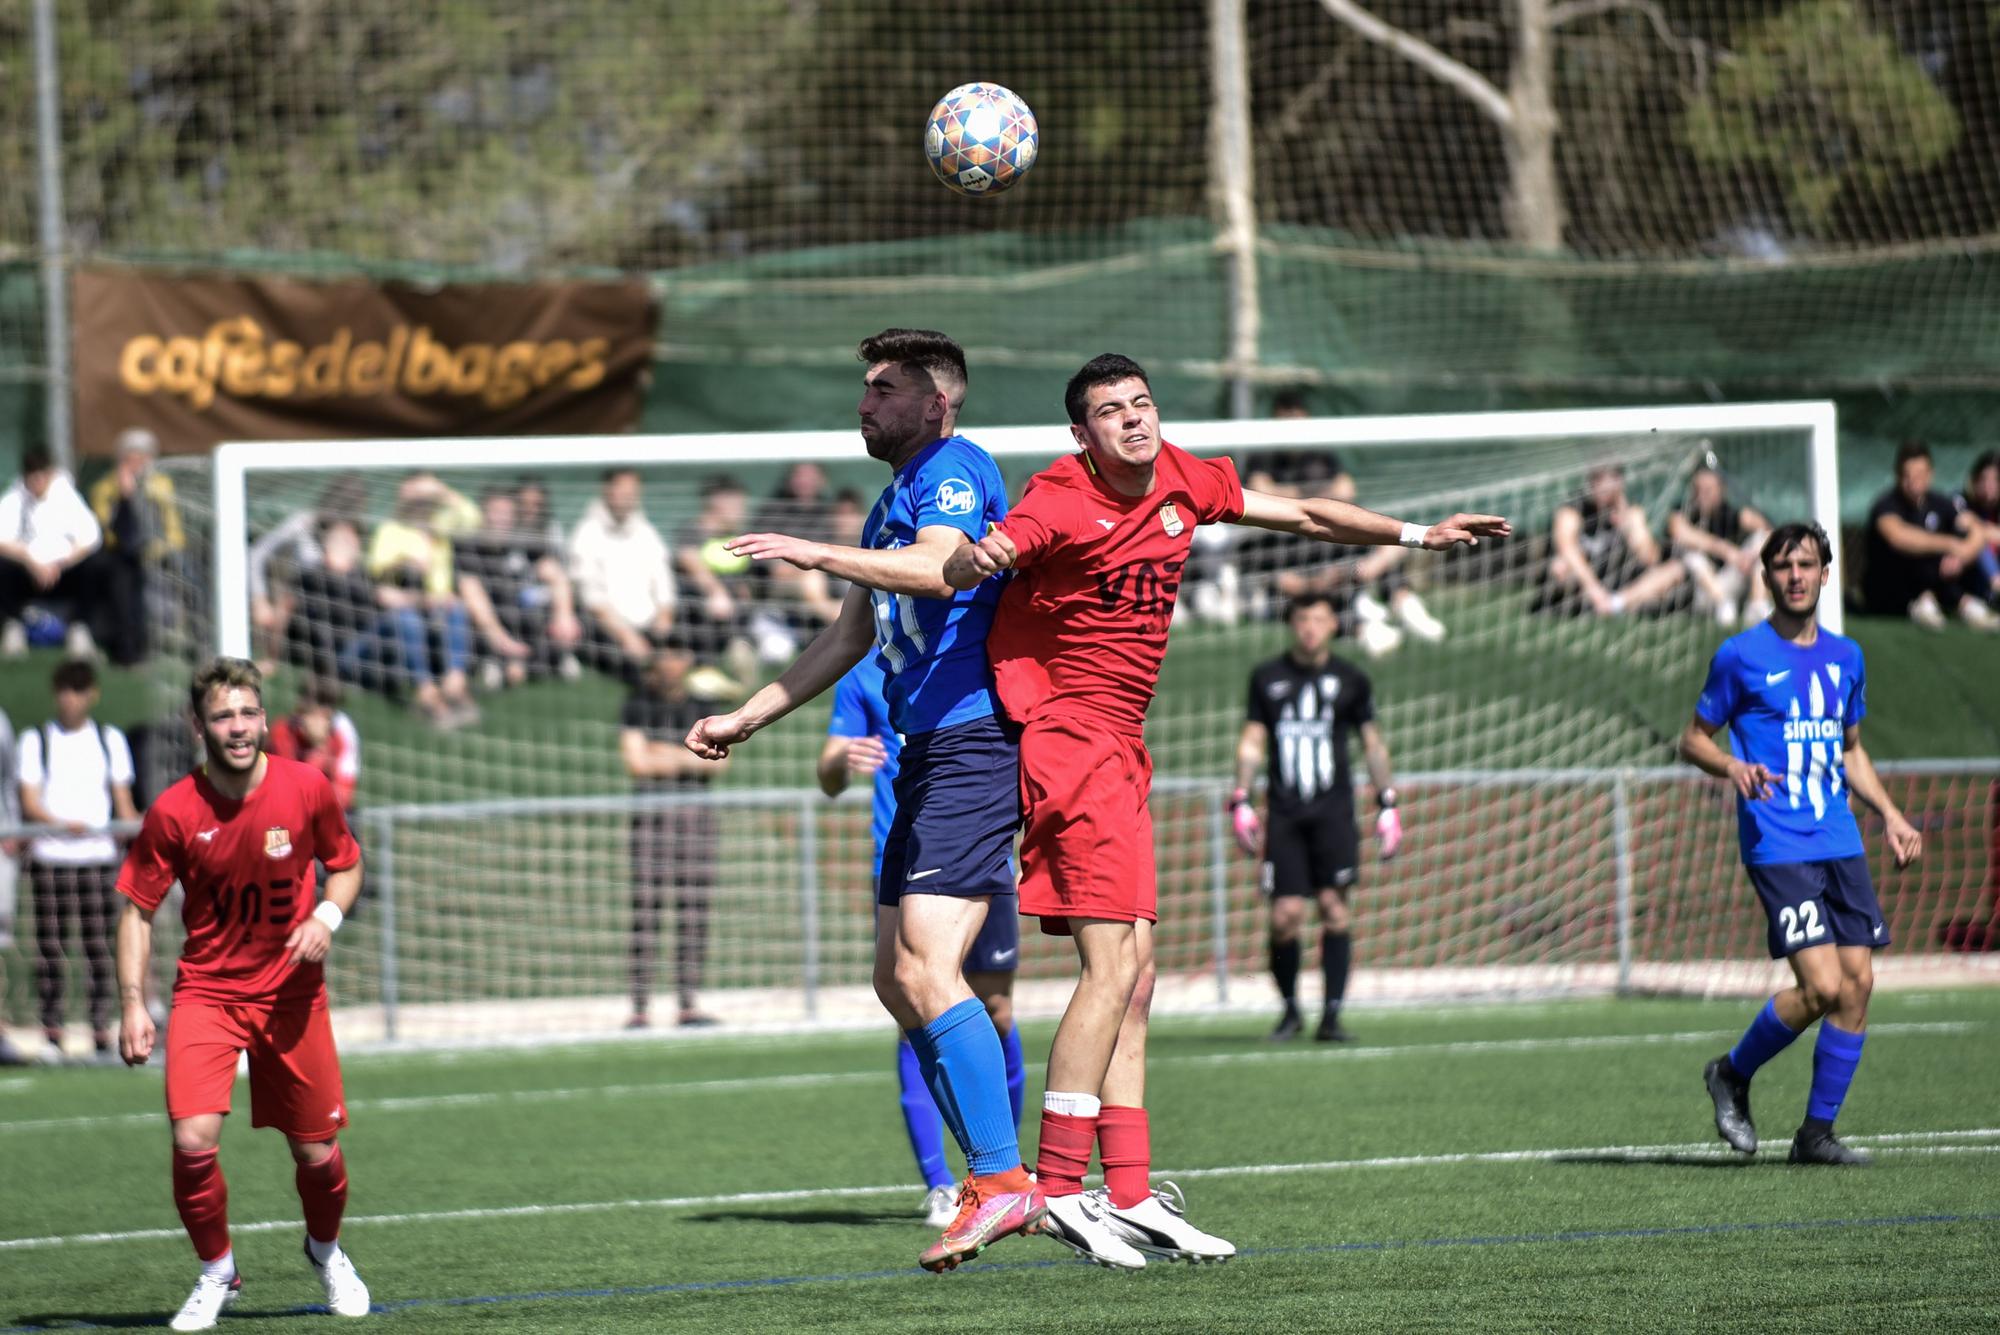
[727,525,969,600]
[116,900,157,1066]
[688,586,876,760]
[1841,728,1922,867]
[1235,488,1509,550]
[942,528,1017,590]
[1678,714,1773,800]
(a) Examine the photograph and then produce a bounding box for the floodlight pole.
[1211,0,1259,419]
[32,0,75,471]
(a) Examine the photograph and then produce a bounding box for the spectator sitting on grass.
[0,447,113,662]
[1862,440,1999,632]
[1667,461,1772,628]
[1533,461,1687,619]
[457,486,584,689]
[1953,451,2000,610]
[248,473,370,671]
[366,476,479,727]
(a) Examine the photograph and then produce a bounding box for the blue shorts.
[964,898,1020,975]
[1746,856,1889,958]
[878,714,1020,908]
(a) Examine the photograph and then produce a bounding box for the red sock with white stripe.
[1034,1092,1100,1197]
[1098,1105,1152,1209]
[295,1142,349,1260]
[172,1147,232,1267]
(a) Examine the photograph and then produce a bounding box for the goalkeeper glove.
[1375,787,1403,859]
[1230,788,1261,858]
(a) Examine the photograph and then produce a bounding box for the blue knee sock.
[1001,1024,1026,1131]
[919,998,1021,1177]
[902,1026,968,1157]
[1727,998,1803,1080]
[1805,1022,1867,1124]
[897,1039,954,1190]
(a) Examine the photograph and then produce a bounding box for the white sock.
[1043,1090,1102,1118]
[202,1249,236,1282]
[306,1235,340,1265]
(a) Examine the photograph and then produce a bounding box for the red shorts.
[165,1001,347,1141]
[1017,716,1155,936]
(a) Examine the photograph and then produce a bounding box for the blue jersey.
[827,656,902,877]
[1695,621,1868,865]
[859,434,1008,735]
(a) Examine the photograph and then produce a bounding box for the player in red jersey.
[115,657,371,1330]
[945,354,1508,1268]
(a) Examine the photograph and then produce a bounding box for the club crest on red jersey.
[264,826,293,859]
[1158,502,1183,537]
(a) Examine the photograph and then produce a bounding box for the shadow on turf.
[685,1205,918,1227]
[12,1313,170,1330]
[1552,1150,1769,1168]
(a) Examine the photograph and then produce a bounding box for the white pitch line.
[0,1021,1978,1135]
[5,1127,1997,1253]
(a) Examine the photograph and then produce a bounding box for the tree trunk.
[1504,0,1564,251]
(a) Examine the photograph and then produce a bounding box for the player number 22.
[1780,901,1826,947]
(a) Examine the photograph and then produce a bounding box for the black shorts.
[1746,856,1888,959]
[1261,802,1359,898]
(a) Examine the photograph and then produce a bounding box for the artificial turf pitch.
[3,990,1997,1332]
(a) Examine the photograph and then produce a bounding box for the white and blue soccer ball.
[924,82,1038,197]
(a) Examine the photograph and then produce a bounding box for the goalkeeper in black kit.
[1232,593,1403,1042]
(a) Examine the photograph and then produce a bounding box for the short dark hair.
[1760,521,1833,570]
[856,329,968,400]
[52,658,97,694]
[602,466,639,486]
[831,487,865,508]
[296,675,344,712]
[21,445,52,475]
[1064,353,1152,425]
[701,474,745,501]
[1284,591,1339,624]
[1271,388,1311,416]
[1894,439,1932,471]
[189,656,264,716]
[1970,450,1999,482]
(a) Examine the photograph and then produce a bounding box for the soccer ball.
[924,83,1038,197]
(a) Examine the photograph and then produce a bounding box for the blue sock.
[902,1026,969,1156]
[1727,998,1803,1080]
[921,998,1021,1177]
[897,1039,954,1190]
[1000,1024,1026,1130]
[1806,1022,1867,1124]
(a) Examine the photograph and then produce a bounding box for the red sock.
[171,1148,231,1262]
[295,1142,349,1245]
[1098,1105,1151,1209]
[1034,1109,1097,1197]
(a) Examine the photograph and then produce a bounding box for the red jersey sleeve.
[1186,450,1244,524]
[996,479,1077,569]
[117,803,182,912]
[310,768,362,872]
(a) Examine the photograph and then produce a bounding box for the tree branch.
[1316,0,1513,128]
[1550,0,1686,56]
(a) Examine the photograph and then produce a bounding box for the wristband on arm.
[312,901,344,934]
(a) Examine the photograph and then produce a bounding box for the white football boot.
[1393,591,1448,642]
[1096,1182,1237,1263]
[921,1183,959,1229]
[169,1271,241,1331]
[305,1239,372,1317]
[1041,1190,1148,1270]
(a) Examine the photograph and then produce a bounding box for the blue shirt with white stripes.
[1695,620,1867,865]
[858,434,1008,736]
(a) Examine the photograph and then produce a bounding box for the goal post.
[151,396,1992,1048]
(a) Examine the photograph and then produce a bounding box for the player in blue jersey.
[1679,521,1923,1165]
[687,329,1042,1269]
[819,655,1025,1229]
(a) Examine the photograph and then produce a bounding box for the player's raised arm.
[687,584,876,759]
[1839,726,1922,867]
[115,898,157,1065]
[1235,487,1509,551]
[726,524,970,601]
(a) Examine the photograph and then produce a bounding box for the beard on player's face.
[200,716,265,772]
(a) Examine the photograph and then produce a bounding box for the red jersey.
[990,443,1243,734]
[267,711,360,811]
[117,754,361,1010]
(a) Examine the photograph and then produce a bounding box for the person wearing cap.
[89,427,186,665]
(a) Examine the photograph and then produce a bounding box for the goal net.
[126,401,1998,1047]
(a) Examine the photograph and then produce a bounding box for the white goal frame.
[211,399,1843,657]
